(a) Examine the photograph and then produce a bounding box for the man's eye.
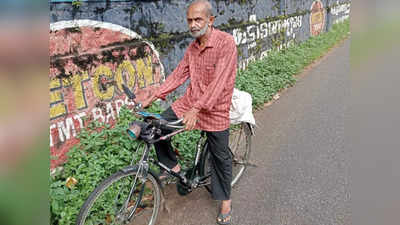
[195,18,202,23]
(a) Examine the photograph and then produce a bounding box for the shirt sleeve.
[193,38,237,111]
[155,50,190,100]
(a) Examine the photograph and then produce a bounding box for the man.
[142,0,236,224]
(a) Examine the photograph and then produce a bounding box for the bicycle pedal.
[234,160,258,167]
[198,181,211,186]
[165,179,177,185]
[176,182,191,196]
[161,177,177,185]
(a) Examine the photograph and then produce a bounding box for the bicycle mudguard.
[120,165,139,174]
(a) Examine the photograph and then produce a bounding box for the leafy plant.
[50,105,137,225]
[50,101,203,225]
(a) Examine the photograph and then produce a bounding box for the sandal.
[158,170,180,184]
[216,206,232,225]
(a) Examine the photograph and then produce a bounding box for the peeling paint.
[49,20,165,168]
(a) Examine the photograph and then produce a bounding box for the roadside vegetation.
[236,20,350,108]
[50,20,349,225]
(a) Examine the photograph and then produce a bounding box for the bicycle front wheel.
[76,167,161,225]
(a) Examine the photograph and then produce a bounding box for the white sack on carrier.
[229,88,256,126]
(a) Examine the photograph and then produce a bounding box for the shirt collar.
[193,27,216,49]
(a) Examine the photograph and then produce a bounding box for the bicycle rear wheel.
[76,167,161,225]
[200,122,252,188]
[230,122,252,186]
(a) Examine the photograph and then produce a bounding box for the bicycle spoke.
[230,127,242,156]
[230,123,251,186]
[78,171,160,225]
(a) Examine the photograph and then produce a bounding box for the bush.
[50,106,138,225]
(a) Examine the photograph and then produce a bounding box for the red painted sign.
[49,20,164,168]
[310,0,325,36]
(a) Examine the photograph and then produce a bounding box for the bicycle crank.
[176,167,197,196]
[176,181,192,196]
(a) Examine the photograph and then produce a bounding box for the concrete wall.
[49,0,350,168]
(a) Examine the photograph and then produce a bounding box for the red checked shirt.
[155,28,237,131]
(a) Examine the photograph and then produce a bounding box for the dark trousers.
[154,107,232,200]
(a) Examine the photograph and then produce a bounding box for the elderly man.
[142,0,237,224]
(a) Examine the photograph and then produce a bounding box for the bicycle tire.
[76,167,161,225]
[200,122,252,190]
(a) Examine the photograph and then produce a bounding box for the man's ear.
[209,16,215,27]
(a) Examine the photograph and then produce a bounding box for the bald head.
[188,0,213,17]
[186,0,215,39]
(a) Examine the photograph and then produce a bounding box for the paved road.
[156,39,350,225]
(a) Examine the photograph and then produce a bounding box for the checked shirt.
[155,28,238,131]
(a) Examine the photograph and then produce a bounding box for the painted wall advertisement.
[310,0,325,37]
[49,20,164,168]
[233,14,303,70]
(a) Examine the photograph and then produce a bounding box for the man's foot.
[159,164,181,183]
[217,200,232,225]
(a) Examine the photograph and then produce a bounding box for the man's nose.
[189,21,198,29]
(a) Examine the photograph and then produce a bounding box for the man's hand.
[141,91,158,108]
[183,108,200,130]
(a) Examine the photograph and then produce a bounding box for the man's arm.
[192,38,237,111]
[142,51,190,108]
[155,51,190,100]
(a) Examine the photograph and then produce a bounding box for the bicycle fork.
[117,144,152,222]
[163,133,210,190]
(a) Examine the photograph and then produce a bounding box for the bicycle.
[76,84,254,225]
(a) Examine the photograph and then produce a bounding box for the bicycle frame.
[131,129,209,191]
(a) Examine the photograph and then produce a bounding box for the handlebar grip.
[164,119,184,129]
[167,118,184,125]
[150,118,184,129]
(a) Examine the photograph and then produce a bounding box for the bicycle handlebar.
[121,84,184,129]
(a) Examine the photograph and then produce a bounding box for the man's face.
[186,4,211,38]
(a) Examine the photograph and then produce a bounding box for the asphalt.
[154,39,351,225]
